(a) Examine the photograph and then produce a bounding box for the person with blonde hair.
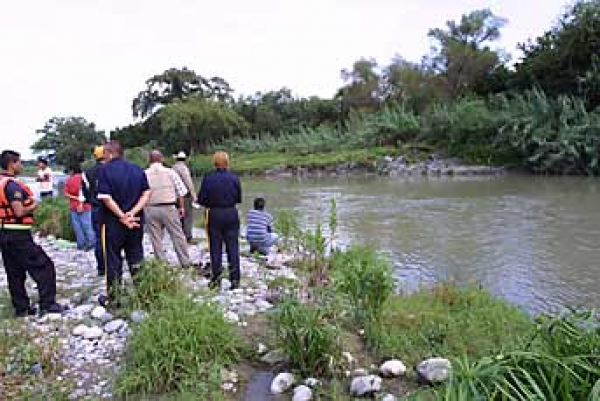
[197,151,242,290]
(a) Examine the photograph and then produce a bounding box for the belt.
[148,202,177,207]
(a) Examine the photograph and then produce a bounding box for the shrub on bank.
[331,245,395,327]
[34,197,75,242]
[370,283,534,366]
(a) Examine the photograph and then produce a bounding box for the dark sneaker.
[15,306,37,318]
[98,294,121,309]
[39,303,69,316]
[230,280,240,291]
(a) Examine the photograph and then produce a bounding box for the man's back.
[97,158,148,219]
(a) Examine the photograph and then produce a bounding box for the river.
[242,174,600,315]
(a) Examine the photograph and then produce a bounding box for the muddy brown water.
[241,174,600,315]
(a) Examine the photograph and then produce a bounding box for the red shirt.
[64,174,91,211]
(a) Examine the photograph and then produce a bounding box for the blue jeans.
[70,210,96,250]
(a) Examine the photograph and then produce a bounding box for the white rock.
[349,375,382,397]
[351,368,368,377]
[257,343,268,355]
[292,384,313,401]
[342,351,356,365]
[224,311,239,323]
[270,372,295,394]
[104,319,126,333]
[98,312,114,323]
[47,313,62,321]
[305,378,321,388]
[221,382,235,391]
[91,306,107,319]
[416,357,452,384]
[380,394,397,401]
[260,349,287,365]
[379,359,407,377]
[73,304,94,314]
[255,299,273,310]
[83,326,104,340]
[72,324,88,336]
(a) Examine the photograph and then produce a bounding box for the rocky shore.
[259,154,505,178]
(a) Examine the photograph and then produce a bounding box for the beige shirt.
[145,163,188,205]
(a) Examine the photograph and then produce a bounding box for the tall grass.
[116,259,245,397]
[34,197,75,241]
[271,297,341,377]
[330,246,394,328]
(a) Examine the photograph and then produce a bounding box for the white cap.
[175,151,187,159]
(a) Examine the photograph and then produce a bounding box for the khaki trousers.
[145,205,191,266]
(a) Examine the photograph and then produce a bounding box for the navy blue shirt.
[197,168,241,208]
[2,177,31,203]
[97,158,149,222]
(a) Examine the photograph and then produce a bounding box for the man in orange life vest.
[0,150,67,317]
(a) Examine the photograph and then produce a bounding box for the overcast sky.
[0,0,569,158]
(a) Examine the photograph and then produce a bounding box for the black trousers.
[0,230,57,313]
[207,207,240,282]
[102,219,144,300]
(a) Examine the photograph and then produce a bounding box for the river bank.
[2,217,598,399]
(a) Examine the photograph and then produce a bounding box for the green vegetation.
[34,197,75,241]
[442,310,600,400]
[0,297,70,400]
[369,284,533,366]
[331,246,394,327]
[271,297,341,377]
[116,260,245,398]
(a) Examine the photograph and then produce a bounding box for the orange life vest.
[0,175,35,229]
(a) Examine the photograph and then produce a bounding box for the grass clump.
[34,197,75,241]
[116,295,244,397]
[371,283,533,366]
[443,310,600,400]
[331,245,395,327]
[127,258,184,310]
[271,296,341,377]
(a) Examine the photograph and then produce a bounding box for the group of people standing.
[1,140,280,317]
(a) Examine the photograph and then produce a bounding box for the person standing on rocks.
[63,163,96,251]
[96,141,150,307]
[0,150,67,317]
[36,156,54,199]
[82,145,106,276]
[172,151,196,244]
[197,151,242,290]
[144,150,192,267]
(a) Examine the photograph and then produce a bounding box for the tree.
[132,67,234,118]
[426,9,508,99]
[32,117,107,168]
[160,98,248,154]
[337,58,383,112]
[381,56,440,112]
[513,0,600,108]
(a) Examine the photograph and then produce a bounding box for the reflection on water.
[241,174,600,315]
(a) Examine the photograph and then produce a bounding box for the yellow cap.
[93,145,104,159]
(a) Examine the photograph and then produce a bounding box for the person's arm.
[197,176,208,206]
[10,199,37,217]
[127,189,151,217]
[177,195,185,217]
